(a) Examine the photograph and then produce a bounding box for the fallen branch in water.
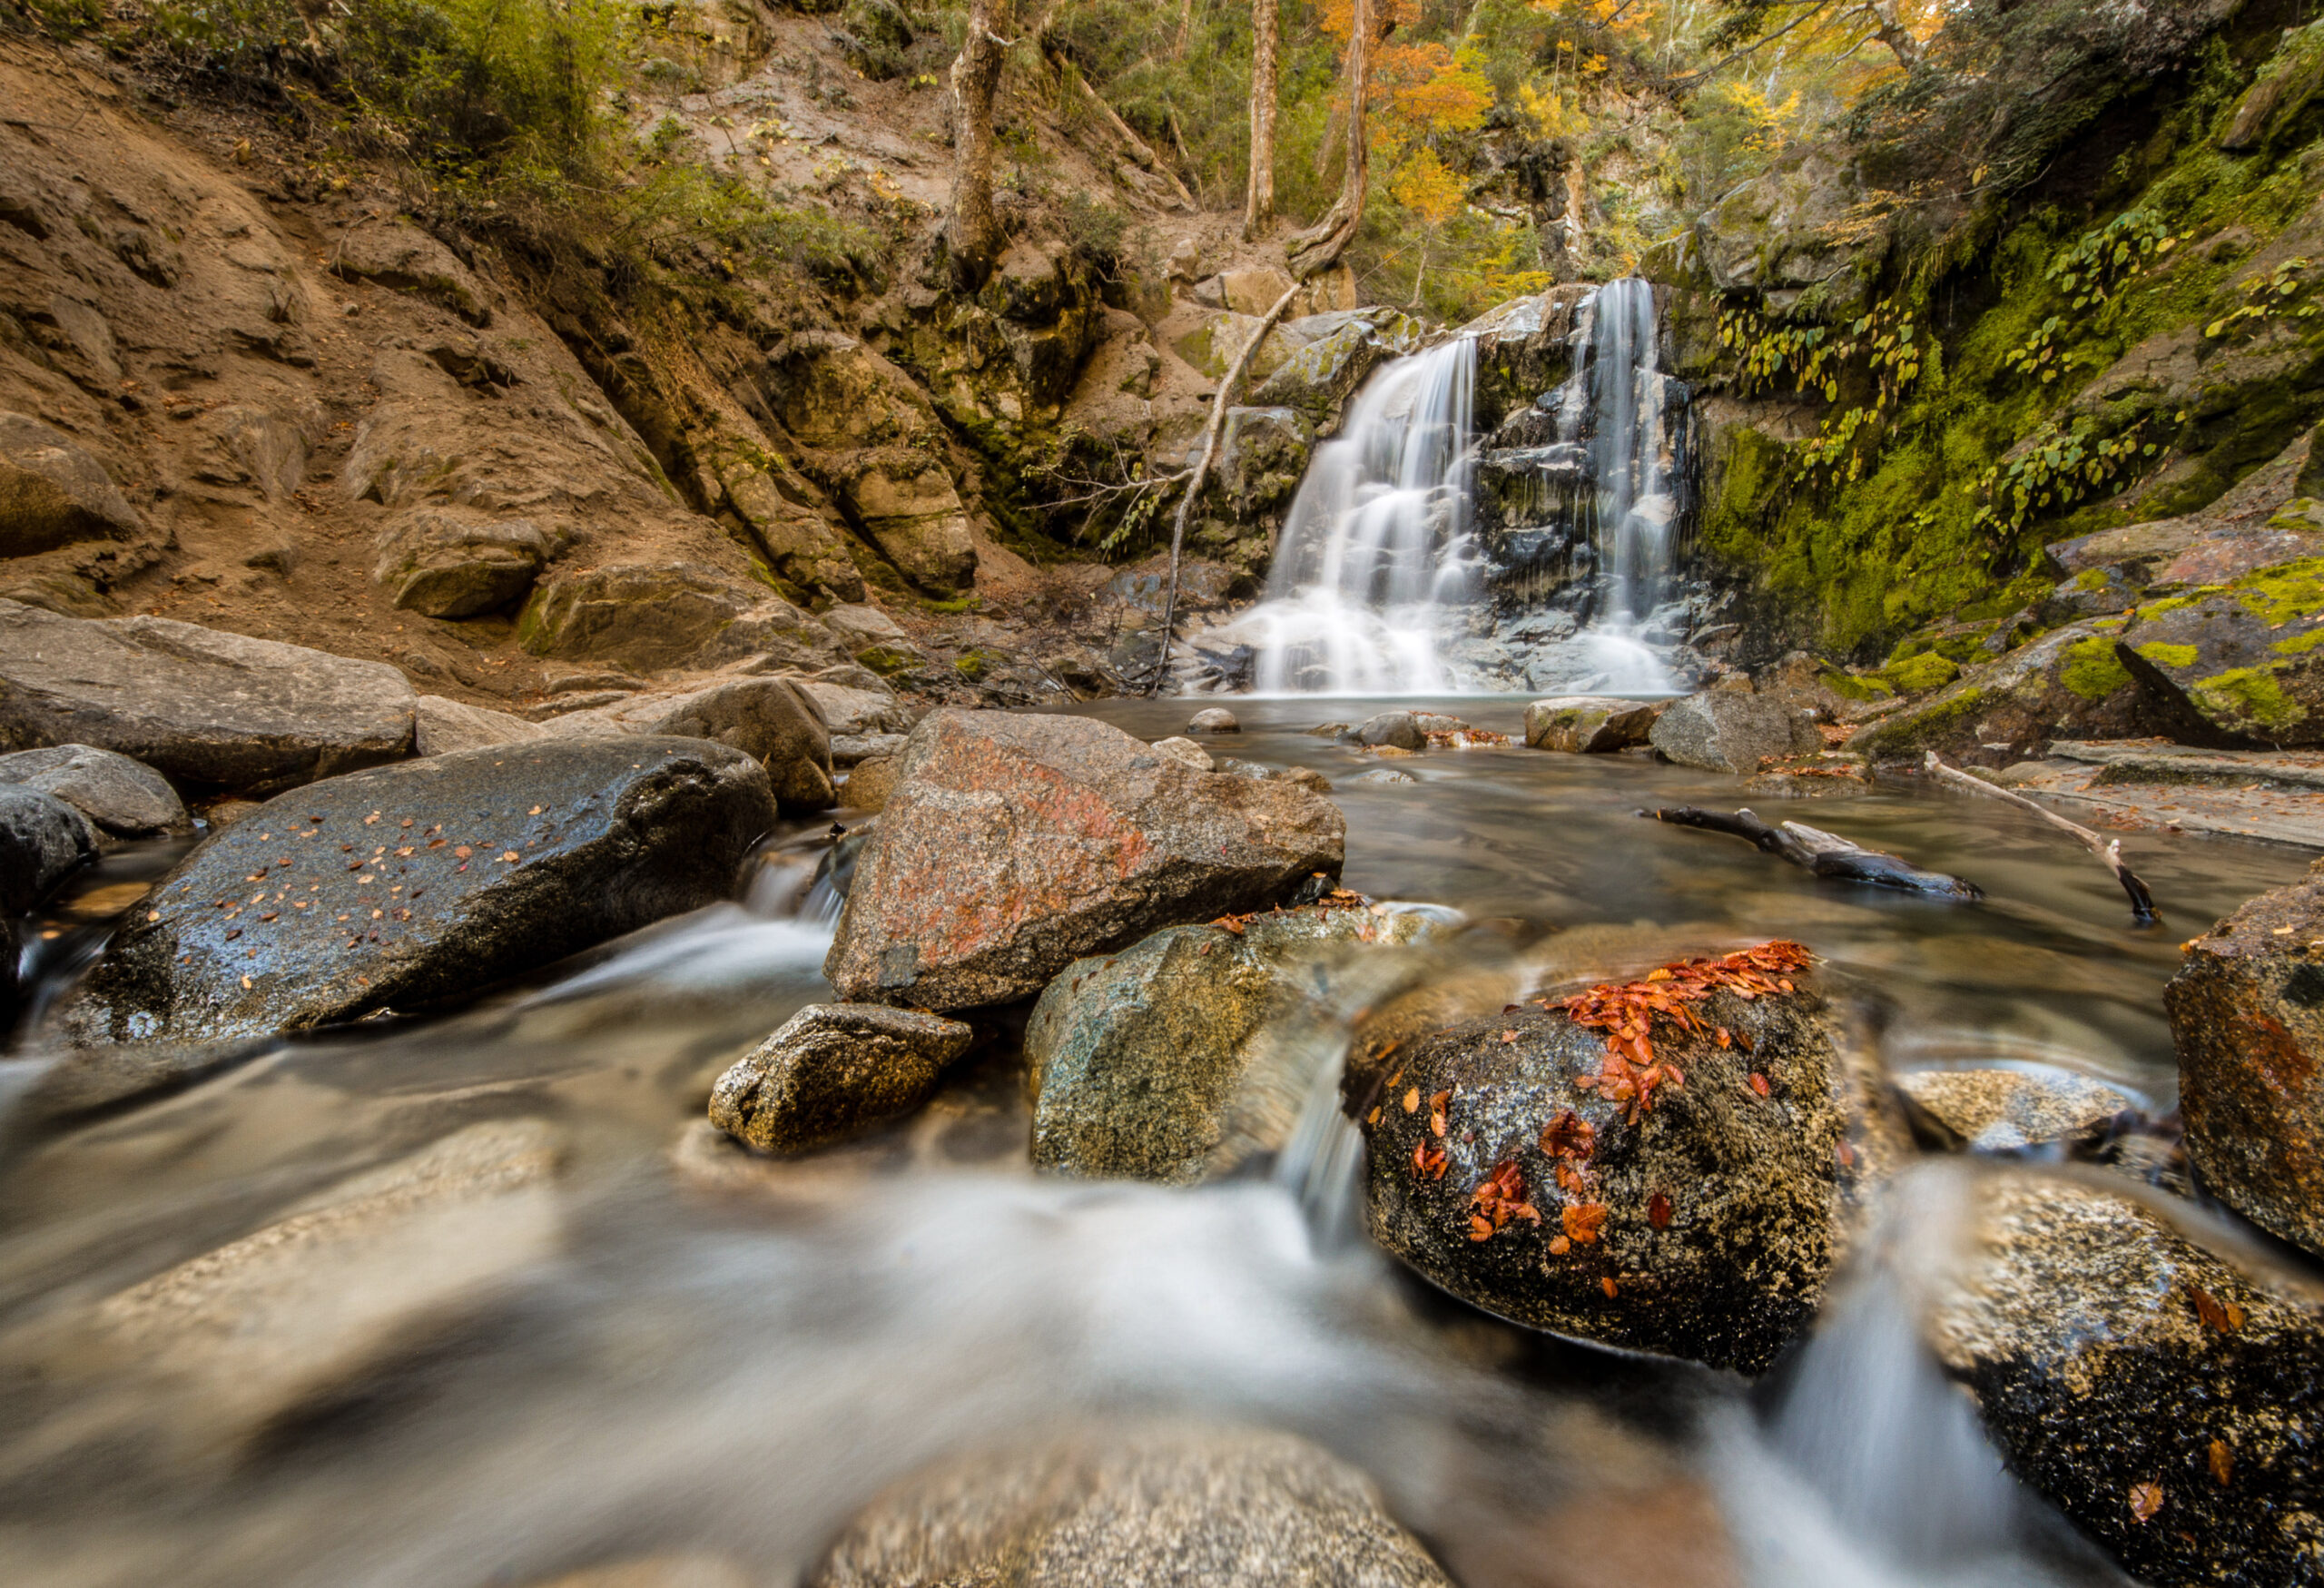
[1922,753,2158,923]
[1647,806,1984,899]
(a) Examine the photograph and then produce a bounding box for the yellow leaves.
[1389,146,1466,228]
[1718,81,1800,155]
[1378,40,1492,136]
[1516,81,1584,141]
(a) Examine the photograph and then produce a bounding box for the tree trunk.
[1861,0,1919,70]
[1175,0,1195,56]
[948,0,1012,288]
[1285,0,1370,280]
[1242,0,1278,239]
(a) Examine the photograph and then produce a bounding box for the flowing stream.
[0,696,2309,1587]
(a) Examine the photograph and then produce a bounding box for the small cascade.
[1238,337,1480,694]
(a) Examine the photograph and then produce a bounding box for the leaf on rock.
[1648,1192,1672,1228]
[2209,1439,2233,1488]
[2128,1482,2164,1523]
[1562,1201,1608,1245]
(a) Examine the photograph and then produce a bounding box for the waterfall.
[1240,337,1480,695]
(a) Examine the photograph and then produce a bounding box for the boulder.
[522,1559,752,1588]
[1931,1171,2324,1588]
[1187,706,1240,734]
[413,695,547,757]
[806,1424,1452,1588]
[1028,900,1445,1185]
[793,675,912,736]
[0,410,139,557]
[1249,309,1427,422]
[0,783,95,912]
[1357,710,1425,751]
[707,1002,975,1153]
[536,676,834,812]
[842,755,898,812]
[1359,945,1842,1374]
[519,563,837,675]
[371,507,552,618]
[1893,1067,2134,1154]
[2114,557,2324,745]
[825,711,1344,1011]
[1649,690,1821,774]
[0,601,415,789]
[1524,696,1660,754]
[1151,735,1214,772]
[330,220,492,325]
[2165,859,2324,1258]
[831,733,906,768]
[1846,619,2150,765]
[54,737,777,1045]
[1209,407,1313,525]
[0,744,185,836]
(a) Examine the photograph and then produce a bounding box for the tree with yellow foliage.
[1391,145,1468,305]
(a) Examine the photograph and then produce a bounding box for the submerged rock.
[1524,696,1661,754]
[0,600,415,789]
[1028,900,1445,1185]
[807,1424,1453,1588]
[2166,858,2324,1258]
[0,743,185,836]
[1649,691,1820,774]
[1893,1067,2134,1154]
[535,676,834,812]
[1932,1171,2324,1588]
[709,1002,975,1153]
[1359,947,1842,1374]
[825,711,1343,1011]
[55,737,777,1045]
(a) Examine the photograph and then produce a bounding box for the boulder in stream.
[1357,710,1426,751]
[806,1423,1453,1588]
[708,1002,975,1154]
[535,675,834,812]
[54,737,777,1044]
[0,744,187,837]
[824,711,1344,1011]
[2165,857,2324,1258]
[1524,696,1661,754]
[1649,690,1821,774]
[1932,1170,2324,1588]
[1893,1067,2134,1154]
[1027,898,1447,1184]
[1359,942,1842,1374]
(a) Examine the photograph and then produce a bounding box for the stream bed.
[0,695,2310,1588]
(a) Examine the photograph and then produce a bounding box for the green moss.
[952,647,1006,681]
[2273,626,2324,655]
[853,644,921,676]
[920,595,986,615]
[2135,641,2201,668]
[2061,636,2134,699]
[1820,668,1894,701]
[2229,556,2324,624]
[1856,685,1985,755]
[2192,666,2307,729]
[1882,652,1963,693]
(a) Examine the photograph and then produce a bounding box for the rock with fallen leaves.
[825,710,1344,1011]
[1358,942,1843,1374]
[805,1423,1454,1588]
[1930,1169,2324,1588]
[54,737,778,1045]
[709,1002,976,1154]
[2166,857,2324,1260]
[1027,896,1450,1184]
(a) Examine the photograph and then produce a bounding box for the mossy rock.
[854,644,922,678]
[1880,652,1962,694]
[1847,619,2145,765]
[2112,557,2324,745]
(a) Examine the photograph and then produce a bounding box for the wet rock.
[1276,766,1332,794]
[1358,710,1425,751]
[413,694,547,757]
[1352,767,1417,785]
[1360,966,1843,1374]
[1249,308,1428,423]
[1524,696,1661,754]
[1894,1067,2134,1153]
[708,1002,975,1153]
[0,744,186,836]
[2114,557,2324,745]
[1209,407,1313,527]
[330,220,492,324]
[826,711,1344,1011]
[0,410,140,557]
[0,784,95,914]
[842,755,897,813]
[1151,735,1215,772]
[371,507,552,618]
[2166,859,2324,1258]
[1649,690,1821,775]
[0,601,415,790]
[1187,706,1240,734]
[14,1036,273,1123]
[807,1424,1452,1588]
[55,737,777,1044]
[523,1558,753,1588]
[535,676,833,812]
[519,563,836,675]
[1028,902,1445,1185]
[1931,1171,2324,1588]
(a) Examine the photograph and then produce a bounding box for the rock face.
[55,737,776,1044]
[0,410,140,557]
[0,601,416,789]
[2166,859,2324,1258]
[1027,901,1444,1185]
[371,507,553,618]
[1649,690,1821,774]
[1846,620,2147,766]
[1359,953,1842,1374]
[1893,1067,2134,1153]
[709,1002,974,1153]
[826,712,1344,1011]
[412,695,547,757]
[518,563,838,675]
[1524,696,1660,754]
[806,1425,1453,1588]
[537,676,834,811]
[0,744,186,836]
[2114,557,2324,745]
[330,219,493,324]
[1931,1172,2324,1588]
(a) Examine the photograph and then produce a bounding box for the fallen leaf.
[1648,1192,1672,1228]
[2209,1439,2232,1488]
[1501,1029,1519,1043]
[1562,1202,1609,1245]
[2189,1284,2246,1334]
[1748,1072,1771,1098]
[1402,1087,1420,1114]
[1548,1235,1571,1256]
[2129,1482,2164,1523]
[1540,1109,1595,1160]
[1600,1276,1620,1299]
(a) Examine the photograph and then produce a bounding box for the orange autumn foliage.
[1551,941,1813,1123]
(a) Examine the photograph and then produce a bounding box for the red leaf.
[1648,1192,1672,1229]
[1748,1072,1771,1098]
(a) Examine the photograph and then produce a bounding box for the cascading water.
[1238,337,1480,694]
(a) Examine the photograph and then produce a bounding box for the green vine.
[1719,300,1928,485]
[2204,255,2317,340]
[1971,417,2158,547]
[2002,208,2187,386]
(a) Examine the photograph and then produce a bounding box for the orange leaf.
[1563,1202,1609,1245]
[1748,1072,1771,1098]
[1600,1276,1620,1299]
[1648,1192,1672,1229]
[2128,1481,2164,1523]
[2209,1439,2233,1488]
[1402,1087,1420,1114]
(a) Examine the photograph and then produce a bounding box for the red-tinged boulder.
[823,710,1344,1011]
[2165,858,2324,1258]
[1356,943,1844,1374]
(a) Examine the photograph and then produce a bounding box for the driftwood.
[1924,753,2159,923]
[1649,807,1984,900]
